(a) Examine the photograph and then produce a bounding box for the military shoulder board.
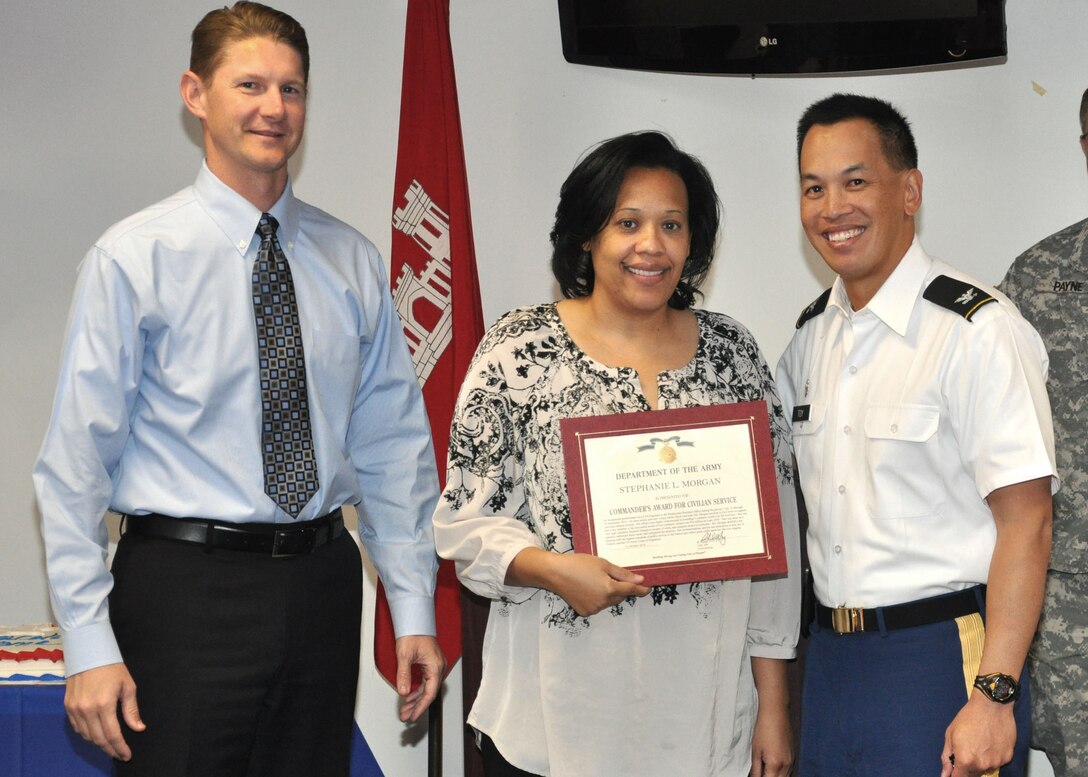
[795,288,832,329]
[922,275,997,321]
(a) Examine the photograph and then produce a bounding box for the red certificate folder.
[561,401,787,587]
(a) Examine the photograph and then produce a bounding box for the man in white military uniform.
[777,93,1056,777]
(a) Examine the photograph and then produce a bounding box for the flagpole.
[429,696,442,777]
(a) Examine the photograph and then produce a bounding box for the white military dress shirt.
[777,239,1056,609]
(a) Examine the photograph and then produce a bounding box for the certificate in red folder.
[561,402,787,587]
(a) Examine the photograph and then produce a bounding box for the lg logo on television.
[759,36,778,48]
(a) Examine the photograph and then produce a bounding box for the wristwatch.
[973,672,1020,704]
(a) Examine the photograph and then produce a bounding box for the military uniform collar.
[836,236,930,336]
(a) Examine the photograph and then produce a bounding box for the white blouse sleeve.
[746,348,802,658]
[432,321,542,603]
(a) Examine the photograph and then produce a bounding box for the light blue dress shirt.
[34,163,440,675]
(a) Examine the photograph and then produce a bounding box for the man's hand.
[395,635,446,723]
[65,662,145,761]
[940,694,1016,777]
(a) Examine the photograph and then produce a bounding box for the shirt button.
[838,484,846,495]
[843,425,851,435]
[849,365,858,374]
[288,241,295,250]
[890,423,899,434]
[834,545,842,554]
[238,240,247,250]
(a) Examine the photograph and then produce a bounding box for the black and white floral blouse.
[434,302,800,776]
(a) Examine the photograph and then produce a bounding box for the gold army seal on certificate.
[560,402,788,587]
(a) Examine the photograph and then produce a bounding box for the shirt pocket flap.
[864,405,939,442]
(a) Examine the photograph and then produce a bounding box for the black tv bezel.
[557,0,1007,76]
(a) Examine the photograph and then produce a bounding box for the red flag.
[375,0,485,686]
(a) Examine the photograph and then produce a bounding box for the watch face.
[992,675,1016,701]
[977,673,1019,703]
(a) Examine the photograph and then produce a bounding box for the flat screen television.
[557,0,1007,75]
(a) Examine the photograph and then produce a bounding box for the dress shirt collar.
[192,161,301,256]
[828,236,931,336]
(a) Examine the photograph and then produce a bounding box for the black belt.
[123,509,344,557]
[815,586,984,634]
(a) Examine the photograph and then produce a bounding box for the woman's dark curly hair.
[550,131,720,310]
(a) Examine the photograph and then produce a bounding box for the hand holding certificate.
[561,401,788,587]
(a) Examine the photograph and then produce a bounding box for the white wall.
[3,1,1082,775]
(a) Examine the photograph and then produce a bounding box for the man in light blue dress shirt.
[32,3,445,775]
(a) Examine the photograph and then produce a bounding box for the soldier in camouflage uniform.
[997,87,1088,777]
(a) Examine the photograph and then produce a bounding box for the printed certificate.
[561,402,787,586]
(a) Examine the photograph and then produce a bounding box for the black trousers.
[480,734,544,777]
[109,527,363,777]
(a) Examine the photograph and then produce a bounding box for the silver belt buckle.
[832,607,865,634]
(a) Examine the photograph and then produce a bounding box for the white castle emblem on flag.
[392,180,454,385]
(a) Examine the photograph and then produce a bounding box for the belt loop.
[203,522,215,554]
[875,607,889,637]
[972,584,986,618]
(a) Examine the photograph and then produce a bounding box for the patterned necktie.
[253,213,318,518]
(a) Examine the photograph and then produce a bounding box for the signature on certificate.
[697,529,729,548]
